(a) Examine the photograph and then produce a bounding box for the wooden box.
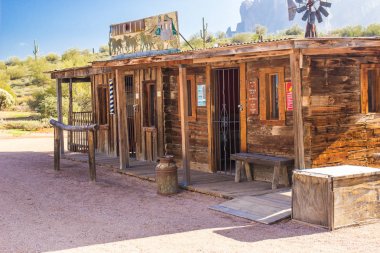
[292,165,380,230]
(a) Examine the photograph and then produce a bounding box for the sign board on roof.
[109,11,180,57]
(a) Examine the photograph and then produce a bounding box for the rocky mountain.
[227,0,380,36]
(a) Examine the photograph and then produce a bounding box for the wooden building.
[50,38,380,184]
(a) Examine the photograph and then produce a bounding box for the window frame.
[361,64,380,114]
[178,75,197,121]
[259,67,285,125]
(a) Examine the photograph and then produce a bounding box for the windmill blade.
[316,9,323,23]
[287,0,297,21]
[302,10,311,21]
[309,12,316,24]
[318,6,329,17]
[320,1,332,8]
[297,5,308,13]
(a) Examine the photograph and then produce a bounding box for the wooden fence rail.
[50,119,98,182]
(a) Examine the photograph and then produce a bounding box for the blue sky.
[0,0,243,60]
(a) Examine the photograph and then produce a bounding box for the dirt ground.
[0,136,379,253]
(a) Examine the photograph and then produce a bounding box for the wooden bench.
[230,153,294,189]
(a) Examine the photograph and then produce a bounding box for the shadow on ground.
[0,150,324,252]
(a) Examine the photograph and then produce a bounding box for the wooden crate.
[292,165,380,230]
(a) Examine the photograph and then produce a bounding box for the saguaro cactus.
[33,40,39,60]
[200,17,208,49]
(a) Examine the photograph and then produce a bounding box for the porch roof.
[49,37,380,79]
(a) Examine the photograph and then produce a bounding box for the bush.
[45,53,60,63]
[285,25,304,36]
[5,57,22,66]
[364,23,380,36]
[232,33,257,43]
[0,89,15,110]
[0,61,6,70]
[7,66,27,80]
[99,45,109,54]
[0,119,50,131]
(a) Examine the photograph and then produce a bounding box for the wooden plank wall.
[163,68,209,172]
[304,55,380,168]
[246,57,296,181]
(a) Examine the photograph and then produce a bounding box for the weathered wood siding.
[246,58,296,180]
[304,56,380,168]
[132,67,160,161]
[163,68,209,172]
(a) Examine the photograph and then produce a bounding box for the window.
[259,67,285,123]
[178,75,197,121]
[97,87,108,125]
[143,82,156,127]
[361,64,380,113]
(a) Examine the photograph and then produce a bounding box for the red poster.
[286,82,293,111]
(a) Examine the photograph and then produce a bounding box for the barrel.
[155,155,178,195]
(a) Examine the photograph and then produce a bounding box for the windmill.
[287,0,332,38]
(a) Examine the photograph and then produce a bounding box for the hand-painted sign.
[248,79,259,115]
[109,11,180,57]
[286,81,293,111]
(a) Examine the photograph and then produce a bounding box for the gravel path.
[0,137,379,253]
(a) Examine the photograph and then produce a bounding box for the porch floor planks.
[62,152,282,199]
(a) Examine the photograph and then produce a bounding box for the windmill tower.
[288,0,332,38]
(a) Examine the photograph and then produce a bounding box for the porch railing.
[68,111,93,153]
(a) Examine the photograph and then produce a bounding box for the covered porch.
[63,151,287,199]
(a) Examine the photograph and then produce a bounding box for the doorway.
[212,68,240,174]
[125,75,136,159]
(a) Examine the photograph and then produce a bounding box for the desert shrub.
[0,61,6,70]
[232,33,256,43]
[363,23,380,36]
[0,89,15,110]
[45,53,60,63]
[99,45,109,54]
[7,65,27,80]
[0,119,50,131]
[5,57,21,66]
[285,25,304,36]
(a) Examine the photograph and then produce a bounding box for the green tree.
[0,88,15,110]
[285,25,304,36]
[255,25,267,40]
[364,24,380,36]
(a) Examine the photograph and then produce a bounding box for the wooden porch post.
[179,65,191,186]
[239,63,247,152]
[68,78,73,151]
[56,78,64,154]
[115,69,130,170]
[206,65,216,172]
[156,67,164,157]
[290,49,306,170]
